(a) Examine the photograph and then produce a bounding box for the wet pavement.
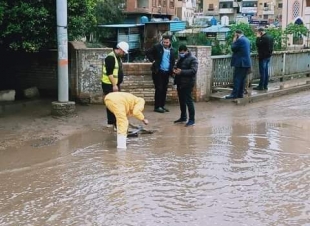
[1,93,310,226]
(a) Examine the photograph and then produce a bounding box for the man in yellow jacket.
[104,92,149,149]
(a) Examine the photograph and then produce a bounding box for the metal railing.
[211,50,310,88]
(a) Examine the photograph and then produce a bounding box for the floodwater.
[1,94,310,226]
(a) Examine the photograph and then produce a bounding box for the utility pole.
[52,0,75,116]
[57,0,68,102]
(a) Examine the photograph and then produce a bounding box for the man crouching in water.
[104,92,149,149]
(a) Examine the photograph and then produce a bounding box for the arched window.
[292,1,300,19]
[293,18,304,45]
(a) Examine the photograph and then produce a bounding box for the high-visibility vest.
[101,51,119,84]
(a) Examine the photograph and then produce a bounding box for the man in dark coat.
[225,29,252,99]
[253,27,274,90]
[173,45,198,127]
[145,35,175,113]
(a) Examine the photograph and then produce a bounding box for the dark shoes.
[185,120,195,127]
[174,118,187,123]
[225,95,236,99]
[162,107,169,112]
[154,107,169,113]
[154,107,165,113]
[253,86,268,90]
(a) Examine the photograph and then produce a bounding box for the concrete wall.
[71,44,212,104]
[0,43,212,104]
[0,50,58,100]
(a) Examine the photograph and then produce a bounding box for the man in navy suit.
[225,29,251,99]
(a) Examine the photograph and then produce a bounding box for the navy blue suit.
[230,35,251,98]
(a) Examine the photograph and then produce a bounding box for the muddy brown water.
[1,94,310,226]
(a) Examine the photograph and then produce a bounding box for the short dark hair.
[257,27,265,32]
[178,44,188,51]
[162,35,171,41]
[235,29,243,34]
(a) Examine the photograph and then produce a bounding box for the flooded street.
[1,94,310,226]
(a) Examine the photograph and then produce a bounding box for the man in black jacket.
[173,45,198,127]
[253,27,274,90]
[145,35,175,113]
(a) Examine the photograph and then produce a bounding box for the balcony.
[219,8,234,14]
[262,9,274,15]
[241,7,257,14]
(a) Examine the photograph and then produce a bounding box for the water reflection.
[0,119,310,225]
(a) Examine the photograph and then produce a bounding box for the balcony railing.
[219,8,234,14]
[262,10,274,15]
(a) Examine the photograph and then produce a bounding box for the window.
[152,0,156,7]
[170,0,174,8]
[278,3,282,8]
[208,3,214,11]
[306,0,310,7]
[163,0,166,7]
[292,1,300,19]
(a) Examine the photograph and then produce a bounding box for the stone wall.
[0,50,58,99]
[72,45,212,104]
[0,43,212,104]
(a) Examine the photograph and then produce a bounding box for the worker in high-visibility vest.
[102,41,129,128]
[104,92,149,149]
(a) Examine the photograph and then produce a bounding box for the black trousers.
[177,84,195,121]
[102,83,120,125]
[231,67,248,98]
[152,70,170,109]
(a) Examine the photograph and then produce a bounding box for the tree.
[95,0,126,42]
[225,23,256,53]
[0,0,97,52]
[284,23,309,46]
[265,27,285,51]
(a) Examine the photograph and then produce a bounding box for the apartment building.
[256,0,283,24]
[122,0,198,25]
[175,0,197,26]
[123,0,176,23]
[202,0,240,23]
[202,0,219,17]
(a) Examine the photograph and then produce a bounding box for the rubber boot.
[117,134,127,149]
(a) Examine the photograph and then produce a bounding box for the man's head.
[162,35,171,49]
[115,41,129,57]
[178,44,189,58]
[234,29,243,39]
[256,27,265,37]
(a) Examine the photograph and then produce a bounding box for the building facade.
[202,0,219,17]
[256,0,282,24]
[175,0,197,26]
[123,0,176,23]
[282,0,310,47]
[122,0,198,25]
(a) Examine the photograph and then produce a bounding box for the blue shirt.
[160,48,170,71]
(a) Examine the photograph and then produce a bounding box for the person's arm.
[145,45,156,63]
[105,56,118,91]
[178,57,198,77]
[231,38,242,53]
[132,98,148,124]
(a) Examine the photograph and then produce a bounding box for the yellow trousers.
[104,99,128,135]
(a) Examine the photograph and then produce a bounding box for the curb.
[236,83,310,105]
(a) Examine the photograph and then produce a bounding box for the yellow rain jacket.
[104,92,145,135]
